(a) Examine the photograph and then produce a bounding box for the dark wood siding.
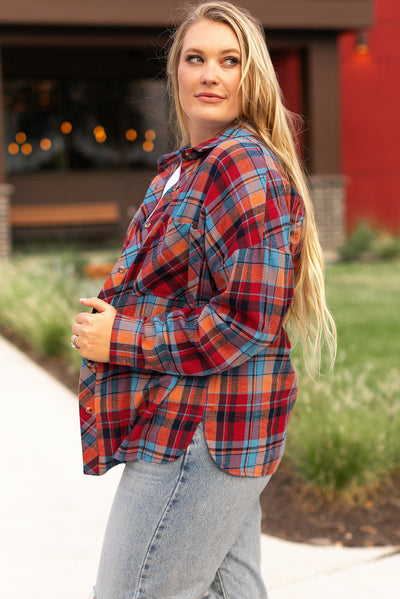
[0,0,374,30]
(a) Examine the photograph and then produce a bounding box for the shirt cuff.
[109,312,144,367]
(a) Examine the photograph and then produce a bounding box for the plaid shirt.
[79,124,304,477]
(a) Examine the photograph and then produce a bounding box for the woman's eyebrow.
[183,47,240,55]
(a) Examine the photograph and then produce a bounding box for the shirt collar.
[157,123,255,170]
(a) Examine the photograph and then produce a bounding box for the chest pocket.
[132,218,205,303]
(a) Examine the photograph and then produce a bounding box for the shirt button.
[144,221,151,229]
[86,360,95,368]
[182,150,193,160]
[117,266,126,274]
[85,405,93,415]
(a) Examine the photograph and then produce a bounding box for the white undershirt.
[162,164,181,197]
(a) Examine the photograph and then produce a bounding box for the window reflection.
[4,78,169,173]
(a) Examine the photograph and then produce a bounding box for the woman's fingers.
[79,297,110,312]
[71,297,117,362]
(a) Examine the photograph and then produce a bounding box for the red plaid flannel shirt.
[79,125,304,477]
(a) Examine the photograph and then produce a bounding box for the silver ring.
[71,334,79,350]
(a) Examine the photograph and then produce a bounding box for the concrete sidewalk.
[1,334,398,598]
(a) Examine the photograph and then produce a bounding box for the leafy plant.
[339,222,376,262]
[340,222,400,262]
[286,364,400,501]
[1,246,118,376]
[371,232,400,261]
[1,256,85,369]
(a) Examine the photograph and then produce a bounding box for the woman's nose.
[200,62,219,85]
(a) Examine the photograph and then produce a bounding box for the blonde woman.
[72,2,335,597]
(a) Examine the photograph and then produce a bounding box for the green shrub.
[339,222,376,262]
[1,256,85,368]
[286,364,400,501]
[1,249,114,374]
[340,222,400,262]
[371,232,400,261]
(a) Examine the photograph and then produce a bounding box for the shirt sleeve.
[109,141,303,376]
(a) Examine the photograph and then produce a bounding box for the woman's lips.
[196,93,225,103]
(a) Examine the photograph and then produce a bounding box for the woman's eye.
[186,54,203,64]
[184,54,240,66]
[224,56,240,67]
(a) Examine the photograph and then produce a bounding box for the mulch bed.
[260,459,400,547]
[4,328,400,549]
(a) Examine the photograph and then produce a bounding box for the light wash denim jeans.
[94,422,271,599]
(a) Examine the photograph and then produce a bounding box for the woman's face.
[177,19,242,146]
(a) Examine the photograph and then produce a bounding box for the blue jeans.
[94,423,271,599]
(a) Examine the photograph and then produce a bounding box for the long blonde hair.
[166,1,336,373]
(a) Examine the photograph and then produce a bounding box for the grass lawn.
[289,259,400,386]
[325,260,400,376]
[286,259,400,498]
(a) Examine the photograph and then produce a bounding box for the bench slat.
[10,202,120,227]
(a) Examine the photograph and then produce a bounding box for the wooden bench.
[10,201,120,228]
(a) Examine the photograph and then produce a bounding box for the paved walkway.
[1,334,398,598]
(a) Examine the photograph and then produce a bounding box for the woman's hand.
[71,297,117,363]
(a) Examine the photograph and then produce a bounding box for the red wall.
[273,51,303,157]
[273,51,303,117]
[340,0,400,232]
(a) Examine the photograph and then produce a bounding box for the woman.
[71,2,336,597]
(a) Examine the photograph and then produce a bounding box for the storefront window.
[4,78,169,174]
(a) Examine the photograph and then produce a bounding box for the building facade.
[0,0,374,257]
[341,0,400,233]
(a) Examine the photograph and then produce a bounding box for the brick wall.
[310,175,346,262]
[0,184,13,258]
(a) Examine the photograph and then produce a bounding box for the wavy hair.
[166,1,336,373]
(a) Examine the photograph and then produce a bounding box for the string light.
[126,128,138,141]
[8,143,19,155]
[61,121,72,134]
[15,132,27,144]
[145,129,156,141]
[93,126,107,143]
[21,143,33,155]
[40,138,52,151]
[8,118,160,163]
[143,141,154,152]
